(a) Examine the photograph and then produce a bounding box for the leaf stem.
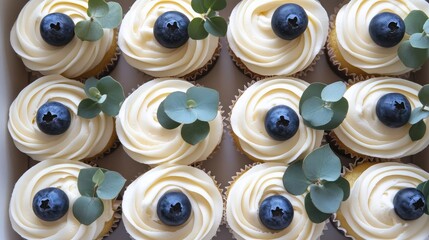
[205,8,213,19]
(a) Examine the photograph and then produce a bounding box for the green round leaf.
[75,20,104,42]
[97,171,126,200]
[321,81,347,102]
[186,87,219,122]
[77,168,98,196]
[84,78,99,100]
[188,18,208,40]
[97,94,107,104]
[303,145,341,182]
[398,40,428,69]
[92,168,105,186]
[72,196,104,225]
[301,97,334,127]
[417,181,426,192]
[299,83,325,113]
[421,181,429,197]
[283,160,311,195]
[78,98,101,119]
[310,183,344,214]
[204,16,227,37]
[191,0,207,14]
[409,120,427,141]
[333,177,350,201]
[157,101,181,129]
[94,2,122,29]
[89,87,101,100]
[164,92,197,124]
[100,96,121,116]
[410,33,429,49]
[419,85,429,106]
[427,196,429,215]
[325,98,349,129]
[424,19,429,34]
[409,107,429,124]
[97,76,125,103]
[181,120,210,145]
[204,0,227,11]
[405,10,429,35]
[304,194,331,223]
[88,0,109,18]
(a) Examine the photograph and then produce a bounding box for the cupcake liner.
[81,124,121,164]
[101,199,123,240]
[181,42,222,81]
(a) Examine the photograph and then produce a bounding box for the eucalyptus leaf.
[78,99,101,119]
[304,194,331,223]
[301,97,334,127]
[204,16,227,37]
[191,0,207,14]
[310,183,344,214]
[417,181,426,192]
[188,18,208,40]
[303,145,341,182]
[157,101,181,129]
[410,33,429,49]
[75,20,104,42]
[307,98,348,131]
[100,96,121,116]
[84,78,99,101]
[299,83,325,113]
[72,196,104,225]
[89,87,102,100]
[181,120,210,145]
[204,0,227,11]
[333,177,350,201]
[321,81,346,102]
[187,87,219,122]
[424,19,429,34]
[398,40,428,69]
[88,0,109,18]
[96,171,126,200]
[164,92,197,124]
[421,180,429,197]
[97,76,125,103]
[419,85,429,106]
[92,169,105,186]
[409,120,427,141]
[78,168,98,196]
[97,94,107,104]
[95,2,122,29]
[409,107,429,124]
[427,197,429,215]
[283,160,311,195]
[405,10,428,35]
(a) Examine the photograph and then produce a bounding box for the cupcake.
[227,0,329,79]
[226,163,326,239]
[8,75,116,162]
[122,164,223,240]
[118,0,221,81]
[334,162,429,240]
[327,0,429,78]
[9,159,124,239]
[229,77,324,163]
[116,78,223,167]
[10,0,122,80]
[331,77,429,161]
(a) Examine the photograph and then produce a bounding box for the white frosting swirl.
[10,0,115,78]
[340,162,429,240]
[118,0,219,77]
[335,0,429,75]
[8,75,114,161]
[227,0,329,76]
[230,77,323,163]
[333,78,429,159]
[122,164,223,240]
[226,163,325,240]
[9,159,114,240]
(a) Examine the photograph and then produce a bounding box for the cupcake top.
[116,78,223,166]
[122,164,223,240]
[8,75,114,161]
[230,77,323,163]
[226,163,326,240]
[10,0,115,79]
[339,162,429,240]
[9,159,115,240]
[118,0,219,78]
[334,0,429,76]
[227,0,329,77]
[333,77,429,159]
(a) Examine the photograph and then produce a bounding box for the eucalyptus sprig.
[188,0,228,40]
[417,180,429,215]
[157,87,219,145]
[408,84,429,141]
[73,168,126,225]
[75,0,122,41]
[299,81,349,130]
[78,76,125,119]
[283,145,350,223]
[398,10,429,68]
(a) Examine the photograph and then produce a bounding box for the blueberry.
[259,195,294,230]
[32,187,69,221]
[393,188,426,220]
[369,12,405,48]
[157,191,192,226]
[265,105,299,141]
[36,102,71,135]
[376,93,411,128]
[40,13,75,47]
[153,11,190,49]
[271,3,308,40]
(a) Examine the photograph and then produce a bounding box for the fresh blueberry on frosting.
[271,3,308,40]
[154,11,190,49]
[369,12,405,48]
[265,105,299,141]
[36,101,71,135]
[40,13,75,47]
[157,191,192,226]
[32,187,69,222]
[393,188,426,220]
[376,93,411,128]
[258,195,293,230]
